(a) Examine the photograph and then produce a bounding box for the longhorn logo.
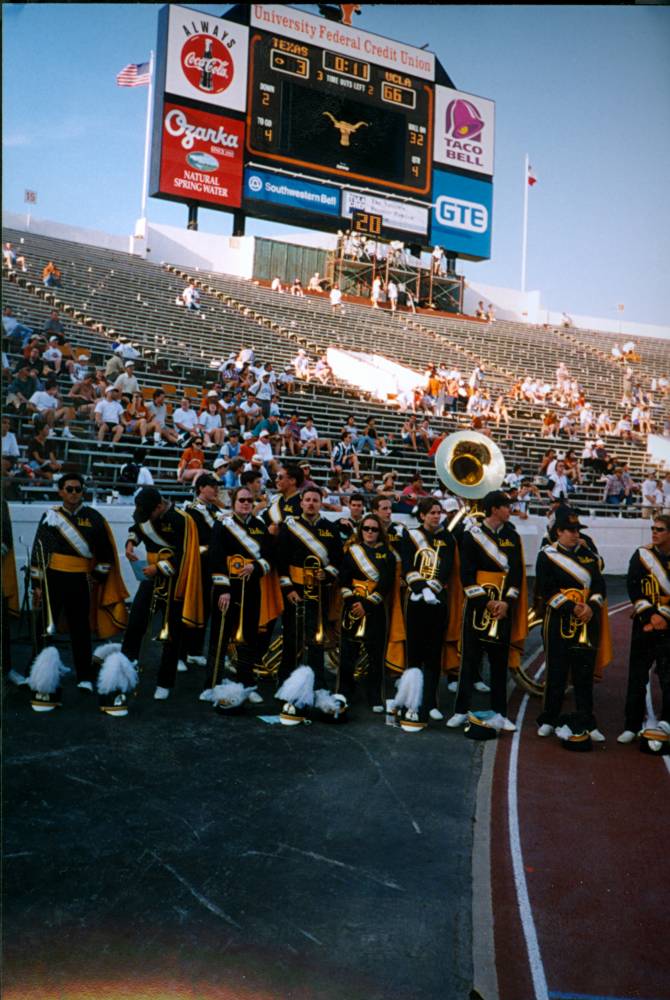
[322,111,368,146]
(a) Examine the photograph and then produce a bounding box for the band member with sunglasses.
[337,514,395,711]
[29,472,128,700]
[618,514,670,744]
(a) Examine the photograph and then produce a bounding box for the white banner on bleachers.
[341,191,429,235]
[646,434,670,470]
[327,348,423,401]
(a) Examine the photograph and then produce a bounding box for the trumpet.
[559,588,591,647]
[343,584,368,639]
[303,554,325,645]
[150,548,174,642]
[36,540,56,637]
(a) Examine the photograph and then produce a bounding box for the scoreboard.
[247,31,432,196]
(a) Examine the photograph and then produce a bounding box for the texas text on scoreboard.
[149,3,495,260]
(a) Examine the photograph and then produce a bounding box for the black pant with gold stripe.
[456,600,509,717]
[406,599,448,717]
[204,583,262,690]
[279,587,325,687]
[41,569,93,683]
[537,614,599,729]
[338,605,387,707]
[121,579,185,689]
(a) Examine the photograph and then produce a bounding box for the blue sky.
[3,4,669,326]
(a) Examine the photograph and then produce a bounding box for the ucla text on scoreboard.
[149,3,495,260]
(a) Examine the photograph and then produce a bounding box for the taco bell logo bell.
[443,98,485,167]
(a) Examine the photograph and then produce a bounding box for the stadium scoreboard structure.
[149,3,495,261]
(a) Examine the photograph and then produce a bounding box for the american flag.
[116,62,150,87]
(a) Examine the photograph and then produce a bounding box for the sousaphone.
[434,430,543,697]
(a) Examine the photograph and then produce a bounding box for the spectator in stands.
[290,277,304,297]
[300,415,332,458]
[1,416,20,476]
[173,396,199,443]
[322,474,344,512]
[541,411,559,439]
[253,429,277,472]
[359,473,377,499]
[417,416,434,451]
[105,351,125,381]
[563,449,582,485]
[270,276,283,293]
[401,414,421,452]
[614,412,634,441]
[25,423,62,482]
[293,348,310,381]
[662,472,670,512]
[43,310,68,343]
[331,431,360,478]
[145,389,178,447]
[2,306,33,347]
[538,448,558,481]
[42,260,62,288]
[121,392,156,445]
[308,272,324,292]
[514,479,541,518]
[95,386,125,446]
[387,280,398,312]
[431,245,444,276]
[297,461,319,493]
[399,473,429,512]
[596,409,613,434]
[282,413,302,456]
[177,436,206,483]
[314,356,334,385]
[338,473,355,500]
[371,275,382,309]
[6,364,40,415]
[198,395,225,448]
[558,410,579,441]
[278,366,295,395]
[492,394,511,433]
[67,373,97,420]
[222,457,244,491]
[238,392,262,433]
[114,360,140,396]
[217,428,240,463]
[547,460,571,501]
[377,471,401,502]
[328,283,344,315]
[252,413,282,452]
[358,416,389,456]
[475,301,486,319]
[641,472,663,518]
[249,371,274,416]
[504,464,524,490]
[181,282,201,310]
[239,432,256,463]
[602,467,632,508]
[3,242,27,271]
[27,382,74,438]
[486,304,495,323]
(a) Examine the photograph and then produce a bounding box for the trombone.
[36,540,56,637]
[150,548,174,642]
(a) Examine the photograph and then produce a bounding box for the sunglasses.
[651,526,667,532]
[236,497,253,503]
[64,485,83,494]
[362,526,379,532]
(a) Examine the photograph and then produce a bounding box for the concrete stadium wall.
[8,503,647,607]
[2,211,129,254]
[130,220,256,279]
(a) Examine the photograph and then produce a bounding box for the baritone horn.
[303,554,325,644]
[434,430,506,505]
[560,588,591,647]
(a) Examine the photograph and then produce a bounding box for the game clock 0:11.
[351,210,383,237]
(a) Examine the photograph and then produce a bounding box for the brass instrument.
[150,548,174,642]
[559,588,591,647]
[211,601,228,688]
[36,540,56,637]
[416,545,439,583]
[434,430,506,505]
[641,573,661,604]
[343,584,368,639]
[234,576,247,645]
[303,554,325,645]
[473,577,506,640]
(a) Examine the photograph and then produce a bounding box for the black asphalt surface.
[4,629,485,1000]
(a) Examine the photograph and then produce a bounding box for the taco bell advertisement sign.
[156,102,244,208]
[163,5,249,112]
[433,87,495,177]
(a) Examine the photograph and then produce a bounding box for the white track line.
[507,601,630,1000]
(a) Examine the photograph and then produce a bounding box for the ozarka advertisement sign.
[156,103,244,208]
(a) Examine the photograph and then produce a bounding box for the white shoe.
[446,712,468,728]
[589,728,606,742]
[499,716,517,732]
[77,681,94,692]
[616,729,636,744]
[537,724,554,737]
[429,708,444,721]
[474,680,491,693]
[248,691,263,705]
[186,655,207,667]
[7,670,28,686]
[62,427,74,439]
[658,720,670,736]
[371,704,385,713]
[177,660,188,673]
[154,686,170,700]
[447,680,458,693]
[140,437,147,445]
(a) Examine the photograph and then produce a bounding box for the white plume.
[211,680,256,708]
[93,642,122,663]
[276,665,315,708]
[44,508,62,528]
[28,647,69,693]
[314,689,344,715]
[97,652,138,695]
[392,667,423,713]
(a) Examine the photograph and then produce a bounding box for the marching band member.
[370,495,407,678]
[180,474,226,668]
[276,486,343,687]
[401,497,457,721]
[447,490,526,732]
[202,486,279,700]
[618,514,670,744]
[28,472,128,711]
[2,499,21,683]
[337,513,395,710]
[122,487,203,700]
[534,506,610,742]
[263,463,304,536]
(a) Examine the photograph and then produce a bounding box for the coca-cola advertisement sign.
[156,102,244,209]
[164,6,248,112]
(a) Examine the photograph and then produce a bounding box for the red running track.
[490,602,670,1000]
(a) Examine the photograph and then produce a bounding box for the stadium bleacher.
[2,226,668,514]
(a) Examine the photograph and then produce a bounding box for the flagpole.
[139,50,154,221]
[520,153,529,293]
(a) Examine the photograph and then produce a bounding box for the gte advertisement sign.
[163,5,249,112]
[156,103,244,208]
[430,169,492,260]
[433,87,495,177]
